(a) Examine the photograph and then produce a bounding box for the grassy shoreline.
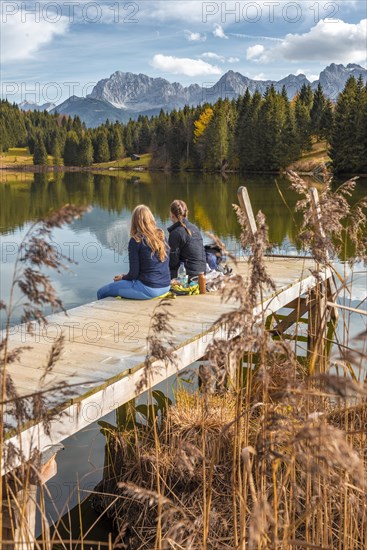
[2,143,366,179]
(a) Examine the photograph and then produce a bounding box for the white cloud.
[253,73,266,80]
[213,24,228,39]
[277,18,367,63]
[184,30,206,42]
[246,44,265,61]
[151,54,222,76]
[230,33,282,42]
[200,52,226,62]
[1,9,69,62]
[199,53,240,64]
[249,19,367,64]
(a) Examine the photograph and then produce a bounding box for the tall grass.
[1,173,366,548]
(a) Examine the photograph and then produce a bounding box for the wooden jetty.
[1,187,336,547]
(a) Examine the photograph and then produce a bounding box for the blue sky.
[1,0,366,104]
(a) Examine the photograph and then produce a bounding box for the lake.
[1,170,366,538]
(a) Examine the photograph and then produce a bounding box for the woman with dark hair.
[168,199,206,279]
[97,205,171,300]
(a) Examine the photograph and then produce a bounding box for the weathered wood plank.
[237,186,257,236]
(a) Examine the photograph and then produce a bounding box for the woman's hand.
[113,274,124,281]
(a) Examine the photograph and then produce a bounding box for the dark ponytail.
[170,199,192,236]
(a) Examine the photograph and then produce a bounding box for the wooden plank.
[307,284,328,371]
[326,277,339,321]
[237,186,257,236]
[309,187,327,243]
[326,301,367,317]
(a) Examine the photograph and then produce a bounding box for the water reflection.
[0,171,302,243]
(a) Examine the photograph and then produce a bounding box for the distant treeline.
[1,76,366,173]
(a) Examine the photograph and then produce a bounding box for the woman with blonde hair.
[97,205,171,300]
[168,199,206,279]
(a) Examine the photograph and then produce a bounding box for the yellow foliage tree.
[193,107,214,142]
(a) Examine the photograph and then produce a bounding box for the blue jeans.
[97,279,170,300]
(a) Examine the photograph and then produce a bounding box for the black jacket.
[168,218,206,278]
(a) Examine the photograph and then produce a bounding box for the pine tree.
[52,136,62,165]
[329,76,365,173]
[33,134,48,166]
[66,117,73,132]
[138,117,151,152]
[124,123,134,155]
[167,110,185,169]
[0,120,10,152]
[299,84,313,109]
[234,92,250,170]
[79,133,94,166]
[63,130,80,166]
[279,93,301,167]
[109,125,124,160]
[295,98,312,151]
[0,99,27,150]
[181,106,194,168]
[94,129,110,163]
[151,110,170,166]
[257,85,284,171]
[203,100,229,171]
[319,100,334,142]
[310,83,327,140]
[350,76,366,172]
[72,115,83,135]
[360,82,367,172]
[246,91,262,170]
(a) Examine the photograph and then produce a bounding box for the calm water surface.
[1,171,366,534]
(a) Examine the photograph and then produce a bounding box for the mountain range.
[19,100,56,112]
[19,63,367,127]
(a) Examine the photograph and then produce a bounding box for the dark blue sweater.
[123,237,171,288]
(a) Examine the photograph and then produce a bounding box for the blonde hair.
[130,205,167,261]
[170,199,192,236]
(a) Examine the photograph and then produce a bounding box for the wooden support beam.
[307,284,328,371]
[2,500,17,548]
[309,187,339,320]
[227,351,239,389]
[14,485,38,550]
[271,299,309,336]
[237,186,257,236]
[2,484,37,550]
[326,278,339,321]
[309,187,327,256]
[1,446,61,548]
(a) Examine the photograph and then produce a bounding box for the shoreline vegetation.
[1,140,363,178]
